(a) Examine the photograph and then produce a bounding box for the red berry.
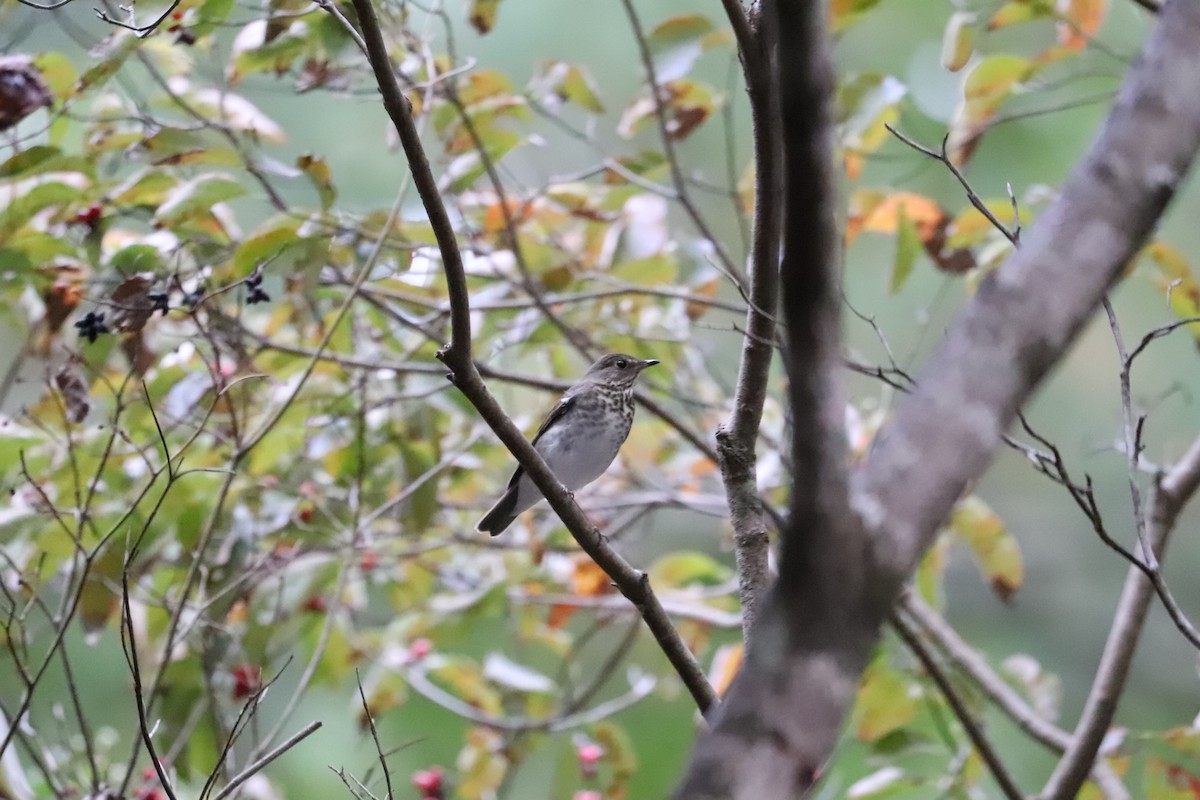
[231,663,262,700]
[303,595,327,613]
[578,742,604,778]
[408,638,432,661]
[578,743,604,763]
[73,204,102,227]
[359,549,380,571]
[412,766,444,797]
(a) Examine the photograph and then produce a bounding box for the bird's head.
[585,353,659,389]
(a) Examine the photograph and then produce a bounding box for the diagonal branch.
[677,0,1200,795]
[890,610,1024,800]
[854,0,1200,593]
[1042,433,1200,798]
[346,0,717,714]
[676,0,867,794]
[713,0,781,640]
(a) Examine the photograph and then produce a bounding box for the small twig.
[121,559,178,800]
[885,125,1020,247]
[1103,298,1156,570]
[348,0,717,713]
[407,666,656,732]
[891,611,1024,800]
[617,0,748,292]
[209,721,322,800]
[1043,433,1200,798]
[356,672,394,800]
[1125,315,1200,365]
[93,0,183,36]
[900,594,1067,750]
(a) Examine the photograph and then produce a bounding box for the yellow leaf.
[949,496,1023,602]
[855,658,919,741]
[941,12,977,72]
[709,643,743,697]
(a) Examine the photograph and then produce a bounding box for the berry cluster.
[74,311,109,343]
[245,271,270,305]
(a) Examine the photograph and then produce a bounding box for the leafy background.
[2,0,1200,797]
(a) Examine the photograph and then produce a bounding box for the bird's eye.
[615,359,628,369]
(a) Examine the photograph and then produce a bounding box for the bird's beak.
[641,359,659,369]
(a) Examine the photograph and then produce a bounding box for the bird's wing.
[504,394,576,490]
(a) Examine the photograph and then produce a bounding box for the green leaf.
[618,79,719,141]
[948,495,1023,602]
[230,27,308,82]
[0,178,88,238]
[890,207,920,293]
[1142,757,1197,800]
[831,0,884,33]
[561,64,604,112]
[855,657,919,742]
[443,128,521,193]
[297,153,336,210]
[838,73,906,153]
[941,11,977,72]
[110,169,178,208]
[612,254,677,286]
[914,533,950,608]
[109,244,166,273]
[430,657,503,715]
[647,14,722,81]
[847,767,914,799]
[193,0,237,34]
[648,551,731,589]
[30,52,77,101]
[534,62,605,114]
[233,223,301,274]
[1143,241,1200,342]
[0,145,60,178]
[0,232,76,267]
[155,174,246,225]
[77,32,141,95]
[141,127,242,167]
[400,433,440,529]
[988,0,1055,29]
[963,54,1031,117]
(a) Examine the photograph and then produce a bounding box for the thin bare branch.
[347,0,717,714]
[210,721,322,800]
[713,0,781,639]
[891,611,1024,800]
[1042,443,1200,797]
[618,0,748,292]
[677,0,862,792]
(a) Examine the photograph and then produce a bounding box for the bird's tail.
[476,485,520,536]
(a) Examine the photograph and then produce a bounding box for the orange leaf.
[1057,0,1107,50]
[547,604,575,629]
[482,199,530,234]
[570,555,610,596]
[709,644,743,696]
[844,149,864,179]
[855,192,945,241]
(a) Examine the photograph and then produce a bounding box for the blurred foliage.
[1,0,1199,798]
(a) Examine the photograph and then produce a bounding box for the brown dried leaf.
[54,365,89,423]
[109,273,157,333]
[42,265,86,335]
